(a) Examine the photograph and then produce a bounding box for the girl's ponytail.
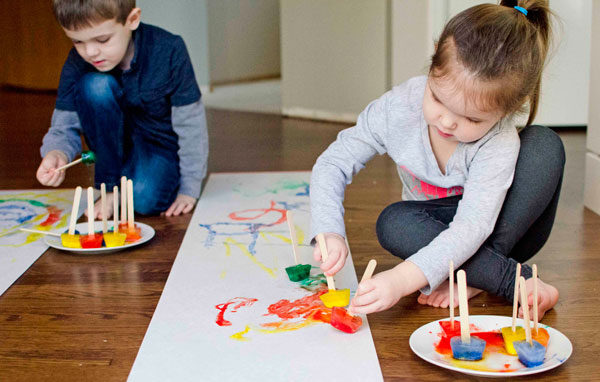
[431,1,555,127]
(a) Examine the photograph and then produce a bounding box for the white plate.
[45,221,155,254]
[409,315,572,377]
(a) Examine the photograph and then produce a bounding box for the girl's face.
[423,75,504,143]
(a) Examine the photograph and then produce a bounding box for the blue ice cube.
[514,339,546,367]
[450,336,486,361]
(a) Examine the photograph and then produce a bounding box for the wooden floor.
[0,88,599,381]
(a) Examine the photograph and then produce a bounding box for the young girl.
[310,0,561,319]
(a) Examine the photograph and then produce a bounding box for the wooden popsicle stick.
[101,183,108,234]
[19,228,61,237]
[55,158,82,172]
[120,176,127,224]
[113,186,119,230]
[127,179,134,229]
[316,233,336,290]
[533,264,539,334]
[348,259,377,316]
[449,260,454,329]
[360,259,377,283]
[456,270,470,344]
[68,186,82,235]
[519,276,533,345]
[512,263,521,332]
[87,187,94,236]
[286,210,299,265]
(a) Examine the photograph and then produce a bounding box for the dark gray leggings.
[376,125,565,302]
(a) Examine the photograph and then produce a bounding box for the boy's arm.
[40,109,83,161]
[171,100,208,200]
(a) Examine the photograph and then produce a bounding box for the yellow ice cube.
[320,289,350,308]
[60,233,81,248]
[103,232,127,247]
[501,326,526,355]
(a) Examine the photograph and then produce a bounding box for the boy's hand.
[36,150,68,187]
[163,194,197,217]
[349,261,429,314]
[313,232,347,276]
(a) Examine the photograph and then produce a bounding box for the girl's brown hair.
[430,0,553,126]
[53,0,136,30]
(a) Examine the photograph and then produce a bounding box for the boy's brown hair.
[430,0,554,126]
[53,0,136,30]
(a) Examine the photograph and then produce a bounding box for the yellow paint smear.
[230,325,252,341]
[223,238,276,278]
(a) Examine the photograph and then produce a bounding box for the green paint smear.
[233,179,309,197]
[0,198,48,207]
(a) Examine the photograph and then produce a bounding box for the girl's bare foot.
[84,192,115,220]
[417,280,483,308]
[519,277,559,320]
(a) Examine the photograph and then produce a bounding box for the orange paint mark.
[264,288,330,323]
[39,206,62,226]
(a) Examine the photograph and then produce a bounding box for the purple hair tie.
[514,6,528,16]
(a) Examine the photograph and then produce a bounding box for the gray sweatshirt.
[310,76,520,293]
[40,100,208,199]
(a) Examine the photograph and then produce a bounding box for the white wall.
[391,0,430,86]
[280,0,390,122]
[139,0,280,88]
[584,0,600,215]
[207,1,280,84]
[432,0,592,127]
[138,0,210,86]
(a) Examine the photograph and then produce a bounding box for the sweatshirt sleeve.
[40,109,83,161]
[171,100,209,199]
[406,128,520,294]
[310,91,391,241]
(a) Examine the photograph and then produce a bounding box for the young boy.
[36,0,208,217]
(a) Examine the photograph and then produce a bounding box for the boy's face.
[63,8,141,72]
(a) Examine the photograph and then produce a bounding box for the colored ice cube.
[532,327,550,347]
[80,233,103,248]
[330,306,362,333]
[119,223,142,242]
[285,264,311,281]
[319,289,350,308]
[514,339,546,367]
[439,320,461,338]
[103,232,127,247]
[501,326,526,355]
[450,336,486,361]
[61,233,81,248]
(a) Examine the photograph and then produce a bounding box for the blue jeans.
[75,73,180,215]
[376,126,565,302]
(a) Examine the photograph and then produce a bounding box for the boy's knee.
[78,73,119,105]
[132,178,175,215]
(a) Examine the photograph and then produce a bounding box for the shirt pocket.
[140,88,171,119]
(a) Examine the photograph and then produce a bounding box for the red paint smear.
[215,297,258,326]
[434,330,504,355]
[39,206,62,226]
[264,288,331,323]
[228,200,286,227]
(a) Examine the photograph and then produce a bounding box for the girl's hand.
[163,194,197,217]
[349,268,405,314]
[313,232,347,276]
[349,261,429,314]
[36,150,68,187]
